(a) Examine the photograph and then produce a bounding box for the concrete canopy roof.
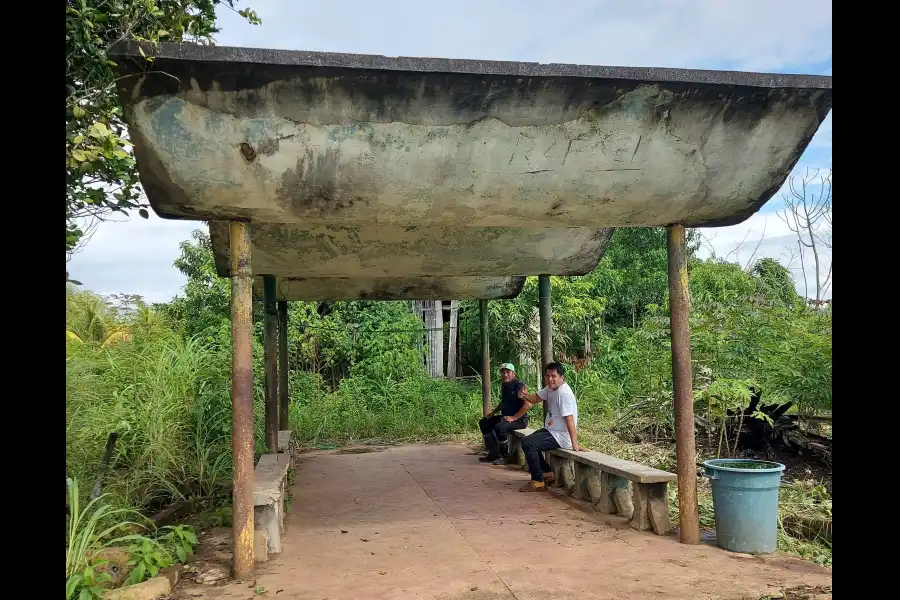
[108,42,830,301]
[109,41,831,230]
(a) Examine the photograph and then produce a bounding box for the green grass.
[66,329,234,511]
[287,371,486,445]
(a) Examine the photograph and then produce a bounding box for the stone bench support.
[510,428,676,536]
[277,429,297,468]
[253,452,291,562]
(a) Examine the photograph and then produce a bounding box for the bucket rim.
[701,458,785,473]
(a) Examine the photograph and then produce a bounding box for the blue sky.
[68,0,832,302]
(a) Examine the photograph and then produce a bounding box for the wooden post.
[263,276,278,453]
[479,299,491,416]
[538,275,552,418]
[667,224,700,545]
[230,221,255,579]
[277,300,289,432]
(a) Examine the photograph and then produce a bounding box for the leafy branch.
[65,0,261,269]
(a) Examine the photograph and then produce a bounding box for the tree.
[750,257,801,307]
[591,228,701,329]
[66,285,120,346]
[65,0,260,270]
[163,229,233,340]
[778,169,832,302]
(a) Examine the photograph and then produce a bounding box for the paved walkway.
[176,444,831,600]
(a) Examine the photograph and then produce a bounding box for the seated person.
[507,362,586,492]
[478,363,528,464]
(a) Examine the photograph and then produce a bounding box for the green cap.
[499,363,516,373]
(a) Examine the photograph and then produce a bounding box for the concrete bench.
[253,450,291,562]
[508,428,676,535]
[277,429,297,467]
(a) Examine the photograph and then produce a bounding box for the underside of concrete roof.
[251,276,525,301]
[208,222,614,278]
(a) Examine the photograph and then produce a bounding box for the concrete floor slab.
[174,444,831,600]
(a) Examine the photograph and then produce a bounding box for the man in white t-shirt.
[507,362,586,492]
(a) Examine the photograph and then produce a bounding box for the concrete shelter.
[108,39,832,579]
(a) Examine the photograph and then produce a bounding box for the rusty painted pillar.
[479,299,491,416]
[277,300,289,433]
[538,275,552,418]
[666,224,701,545]
[230,221,255,579]
[263,276,279,453]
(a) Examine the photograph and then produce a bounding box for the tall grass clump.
[289,348,483,444]
[66,317,233,511]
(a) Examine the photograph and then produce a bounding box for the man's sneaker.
[519,480,546,492]
[491,457,508,465]
[479,454,499,462]
[543,472,556,484]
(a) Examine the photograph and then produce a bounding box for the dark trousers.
[478,415,529,442]
[521,428,560,481]
[478,415,529,458]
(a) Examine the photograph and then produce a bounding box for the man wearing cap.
[477,363,529,465]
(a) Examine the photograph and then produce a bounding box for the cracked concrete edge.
[108,40,832,90]
[100,564,182,600]
[100,575,171,600]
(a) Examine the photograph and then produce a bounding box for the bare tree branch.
[723,227,753,264]
[697,232,719,259]
[743,220,768,271]
[777,169,832,301]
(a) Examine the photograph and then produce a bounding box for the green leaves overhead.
[65,1,261,262]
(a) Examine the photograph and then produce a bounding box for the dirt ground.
[170,444,831,600]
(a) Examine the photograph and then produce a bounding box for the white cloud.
[68,0,832,302]
[67,214,200,304]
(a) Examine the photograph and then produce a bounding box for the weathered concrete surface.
[110,41,831,229]
[208,222,613,279]
[101,576,170,600]
[252,275,525,301]
[171,445,831,600]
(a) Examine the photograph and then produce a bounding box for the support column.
[479,299,491,416]
[230,221,255,579]
[538,275,553,418]
[666,224,700,545]
[263,276,278,453]
[277,300,289,433]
